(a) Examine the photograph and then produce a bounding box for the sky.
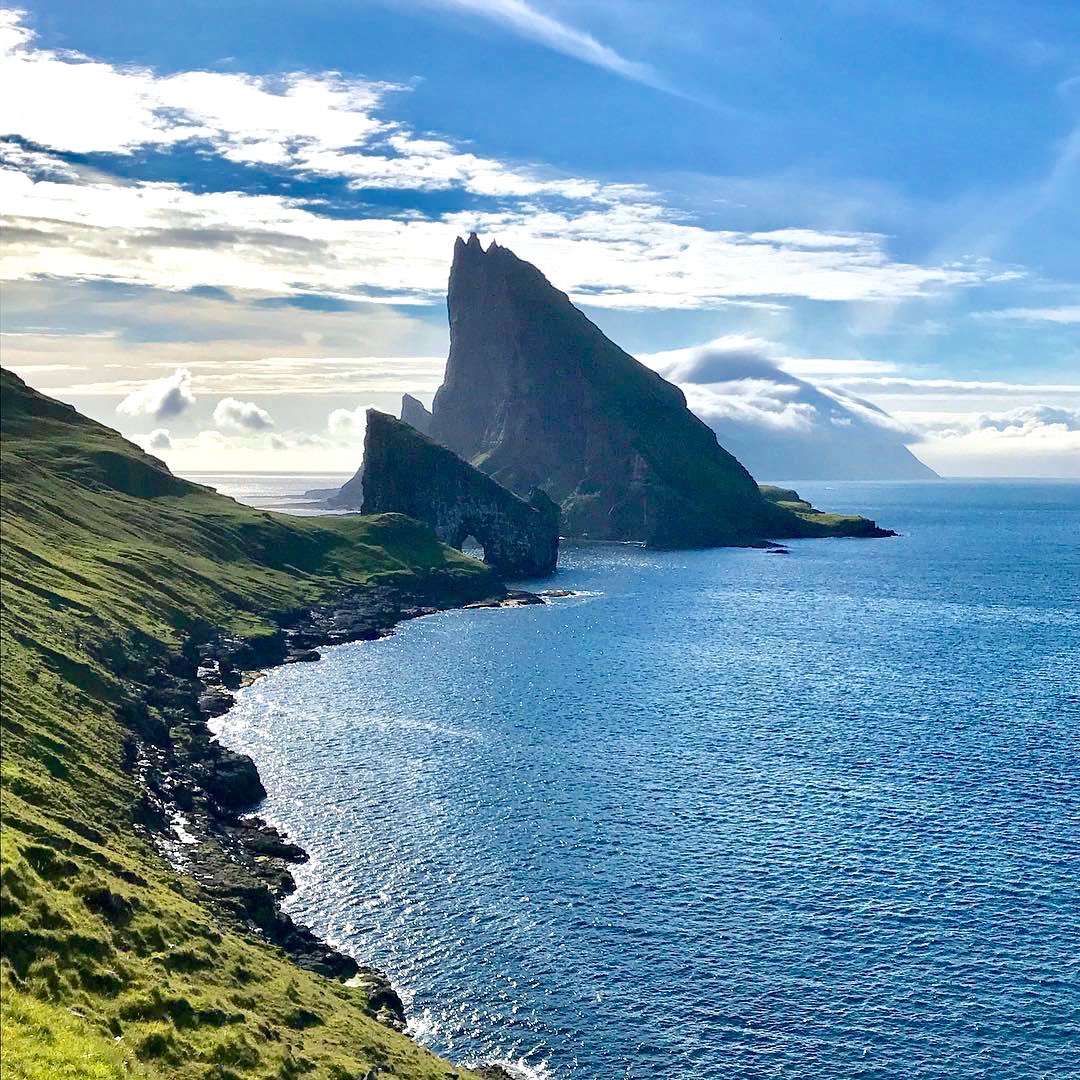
[1,0,1078,477]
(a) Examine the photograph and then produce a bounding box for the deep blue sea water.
[211,481,1080,1079]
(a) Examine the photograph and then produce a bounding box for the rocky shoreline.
[121,578,548,1043]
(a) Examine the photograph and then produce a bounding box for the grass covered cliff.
[0,369,502,1079]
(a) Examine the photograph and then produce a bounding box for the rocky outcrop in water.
[400,393,433,435]
[428,234,892,546]
[360,410,559,577]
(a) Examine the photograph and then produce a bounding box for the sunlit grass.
[1,370,494,1079]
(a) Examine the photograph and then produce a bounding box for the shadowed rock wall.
[427,235,893,547]
[360,410,559,578]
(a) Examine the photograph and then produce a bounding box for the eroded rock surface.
[360,409,559,578]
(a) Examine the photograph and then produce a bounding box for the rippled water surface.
[214,481,1080,1078]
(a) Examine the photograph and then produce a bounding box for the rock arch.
[359,410,559,579]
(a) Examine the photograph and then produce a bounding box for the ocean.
[203,479,1080,1079]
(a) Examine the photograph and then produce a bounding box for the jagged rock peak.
[360,410,559,578]
[454,232,504,260]
[429,238,893,547]
[399,393,432,436]
[458,231,484,253]
[430,238,770,546]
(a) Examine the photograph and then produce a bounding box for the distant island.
[647,348,937,481]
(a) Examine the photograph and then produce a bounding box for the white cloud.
[644,334,782,383]
[146,427,172,450]
[212,397,274,431]
[683,381,818,432]
[131,427,174,453]
[414,0,660,88]
[645,335,902,436]
[778,357,898,378]
[327,405,370,441]
[0,10,388,160]
[823,376,1080,396]
[0,279,449,397]
[115,367,195,420]
[147,426,359,471]
[0,11,634,202]
[0,168,1002,308]
[911,404,1080,477]
[0,10,1013,310]
[977,305,1080,324]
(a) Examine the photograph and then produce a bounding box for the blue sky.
[1,1,1077,474]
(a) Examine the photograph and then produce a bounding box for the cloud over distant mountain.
[646,337,936,480]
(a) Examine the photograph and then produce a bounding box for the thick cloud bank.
[646,337,937,481]
[911,404,1080,477]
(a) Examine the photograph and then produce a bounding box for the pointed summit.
[400,392,432,435]
[429,239,893,546]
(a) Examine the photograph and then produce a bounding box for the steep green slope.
[0,369,499,1079]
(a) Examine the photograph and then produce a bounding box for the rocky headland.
[0,367,531,1079]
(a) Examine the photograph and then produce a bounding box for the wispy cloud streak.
[413,0,662,88]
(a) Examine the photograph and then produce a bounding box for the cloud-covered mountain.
[647,337,937,481]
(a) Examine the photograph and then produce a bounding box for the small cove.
[212,480,1080,1079]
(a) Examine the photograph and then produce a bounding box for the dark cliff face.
[361,410,559,578]
[400,393,433,435]
[430,236,791,546]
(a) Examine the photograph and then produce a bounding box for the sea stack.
[360,409,559,578]
[429,235,885,546]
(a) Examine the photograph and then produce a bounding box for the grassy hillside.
[0,369,500,1079]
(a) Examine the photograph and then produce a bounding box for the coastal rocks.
[197,687,233,717]
[464,589,546,609]
[193,748,266,810]
[359,410,560,578]
[362,979,408,1032]
[119,575,534,1032]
